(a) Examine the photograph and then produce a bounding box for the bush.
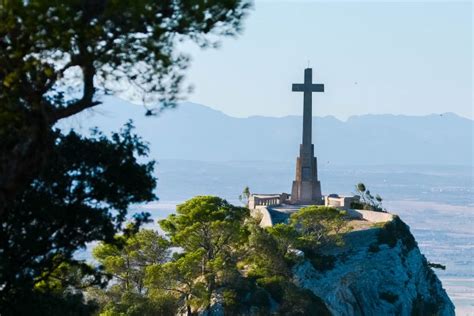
[305,252,336,271]
[277,286,331,316]
[353,183,385,212]
[290,206,349,251]
[222,289,239,313]
[377,216,416,251]
[247,288,270,310]
[350,201,365,210]
[256,276,331,316]
[427,262,446,270]
[257,276,286,303]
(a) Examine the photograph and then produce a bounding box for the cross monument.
[290,68,324,204]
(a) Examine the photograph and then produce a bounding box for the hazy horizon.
[170,100,474,121]
[92,95,474,121]
[62,96,473,166]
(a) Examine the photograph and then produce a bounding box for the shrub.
[277,286,331,316]
[353,183,385,212]
[290,206,349,251]
[427,262,446,270]
[377,216,416,251]
[247,288,270,309]
[256,276,286,303]
[222,289,239,313]
[305,252,336,271]
[350,201,365,210]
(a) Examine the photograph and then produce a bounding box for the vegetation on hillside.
[87,197,349,315]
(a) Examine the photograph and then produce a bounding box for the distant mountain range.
[60,96,473,165]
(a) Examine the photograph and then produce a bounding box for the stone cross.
[292,68,324,147]
[290,68,324,204]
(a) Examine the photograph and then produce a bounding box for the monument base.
[289,144,323,205]
[290,180,323,205]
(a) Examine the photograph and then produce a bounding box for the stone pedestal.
[290,144,322,204]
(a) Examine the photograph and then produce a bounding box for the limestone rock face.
[292,218,455,316]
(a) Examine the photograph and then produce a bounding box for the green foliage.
[305,253,337,272]
[34,260,99,294]
[353,182,385,212]
[93,229,170,293]
[267,223,300,262]
[95,291,178,316]
[159,196,249,252]
[245,206,349,278]
[0,123,156,315]
[350,201,365,210]
[90,229,176,316]
[239,186,251,205]
[256,276,286,303]
[156,196,250,313]
[244,219,291,278]
[4,290,98,316]
[254,276,332,315]
[372,222,388,229]
[241,215,335,314]
[0,0,251,231]
[146,250,208,312]
[0,0,251,114]
[377,216,417,251]
[290,206,349,251]
[222,289,238,310]
[1,2,251,309]
[88,196,338,315]
[356,183,366,193]
[247,288,271,311]
[276,283,331,316]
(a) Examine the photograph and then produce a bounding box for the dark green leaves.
[0,123,156,314]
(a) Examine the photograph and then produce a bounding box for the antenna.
[307,60,310,68]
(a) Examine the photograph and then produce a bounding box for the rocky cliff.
[293,217,455,316]
[205,215,454,316]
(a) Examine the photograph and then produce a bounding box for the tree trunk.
[205,275,215,315]
[186,295,192,316]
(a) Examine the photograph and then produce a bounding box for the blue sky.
[179,1,472,120]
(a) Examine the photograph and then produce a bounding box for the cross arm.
[292,84,306,92]
[292,83,325,92]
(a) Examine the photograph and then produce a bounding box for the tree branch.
[47,61,100,124]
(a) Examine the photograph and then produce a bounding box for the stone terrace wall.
[346,209,394,223]
[251,207,395,228]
